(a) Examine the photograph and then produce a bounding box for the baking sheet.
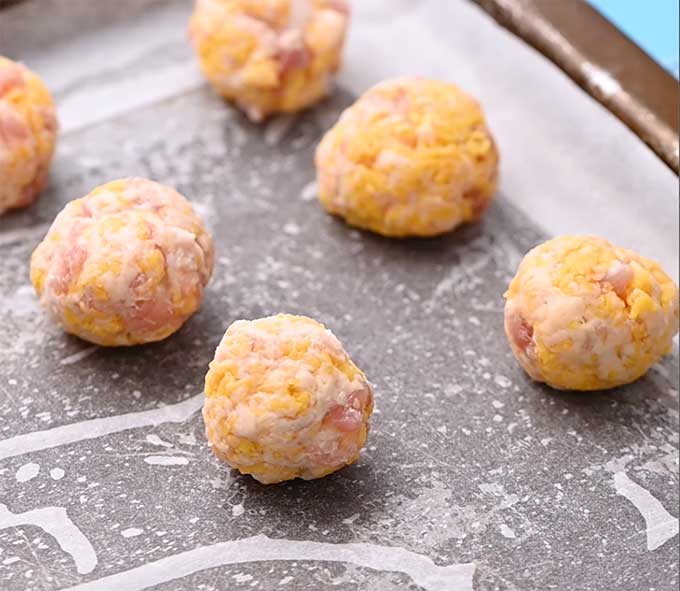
[1,1,678,590]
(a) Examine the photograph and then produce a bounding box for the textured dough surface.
[0,56,58,215]
[504,235,679,391]
[316,77,499,237]
[189,0,349,121]
[203,314,374,484]
[30,178,214,346]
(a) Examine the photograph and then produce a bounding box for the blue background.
[589,0,679,76]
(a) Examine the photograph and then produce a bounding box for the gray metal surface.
[1,2,678,591]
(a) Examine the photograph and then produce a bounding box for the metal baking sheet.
[1,1,678,590]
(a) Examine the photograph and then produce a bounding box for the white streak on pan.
[60,346,99,366]
[143,456,189,466]
[614,471,679,551]
[0,394,203,461]
[0,503,97,574]
[60,534,475,591]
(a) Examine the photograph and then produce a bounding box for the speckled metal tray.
[1,2,678,591]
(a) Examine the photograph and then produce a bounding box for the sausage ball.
[203,314,374,484]
[189,0,349,121]
[0,56,58,215]
[504,235,679,391]
[30,179,214,346]
[316,77,499,237]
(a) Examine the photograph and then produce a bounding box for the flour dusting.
[0,503,97,574]
[59,534,475,591]
[614,471,679,551]
[15,462,40,483]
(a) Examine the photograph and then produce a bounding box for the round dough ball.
[203,314,374,484]
[30,179,214,346]
[0,56,58,215]
[189,0,349,121]
[504,235,679,391]
[316,77,499,237]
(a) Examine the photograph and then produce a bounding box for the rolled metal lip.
[472,0,679,175]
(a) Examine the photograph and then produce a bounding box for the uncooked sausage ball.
[189,0,349,121]
[0,56,58,215]
[203,314,374,484]
[316,77,499,237]
[30,179,214,346]
[504,235,679,391]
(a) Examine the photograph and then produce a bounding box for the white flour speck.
[121,528,144,538]
[500,524,516,539]
[232,504,245,517]
[50,468,65,481]
[283,223,301,236]
[16,462,40,483]
[494,375,512,388]
[445,384,463,396]
[301,181,318,202]
[3,557,20,565]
